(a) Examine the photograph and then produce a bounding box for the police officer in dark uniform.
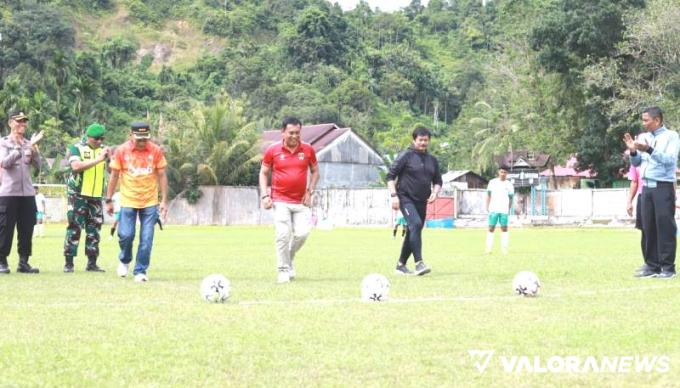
[386,126,442,276]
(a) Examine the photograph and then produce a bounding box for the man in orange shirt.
[105,122,168,282]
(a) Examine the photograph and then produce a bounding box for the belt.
[642,179,674,188]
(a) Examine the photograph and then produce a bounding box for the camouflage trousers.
[64,194,103,258]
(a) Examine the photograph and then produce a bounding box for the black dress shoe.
[0,257,9,274]
[17,257,39,273]
[657,271,676,279]
[634,269,659,278]
[17,265,39,273]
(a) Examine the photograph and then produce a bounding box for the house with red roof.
[261,123,385,188]
[540,156,597,189]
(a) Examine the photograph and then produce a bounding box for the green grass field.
[1,225,678,387]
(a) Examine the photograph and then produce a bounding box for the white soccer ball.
[200,274,231,303]
[513,271,541,297]
[361,273,390,302]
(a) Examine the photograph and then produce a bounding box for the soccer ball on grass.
[361,273,390,302]
[512,271,541,297]
[201,274,231,303]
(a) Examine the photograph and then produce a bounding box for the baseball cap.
[130,121,151,139]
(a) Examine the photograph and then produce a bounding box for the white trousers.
[273,202,311,271]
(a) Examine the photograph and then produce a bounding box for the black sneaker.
[415,261,431,276]
[657,271,676,279]
[634,269,659,278]
[395,264,414,275]
[63,264,74,273]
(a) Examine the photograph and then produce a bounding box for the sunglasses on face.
[93,136,105,141]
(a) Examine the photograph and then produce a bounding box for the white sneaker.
[117,262,129,277]
[277,271,290,284]
[134,273,148,282]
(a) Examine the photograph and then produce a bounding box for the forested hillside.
[1,0,678,196]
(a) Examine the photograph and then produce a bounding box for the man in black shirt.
[386,126,442,276]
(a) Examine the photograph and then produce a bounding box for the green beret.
[86,123,106,138]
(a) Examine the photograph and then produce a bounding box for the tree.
[165,96,262,198]
[283,5,350,67]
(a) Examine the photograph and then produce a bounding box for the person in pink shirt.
[627,163,646,275]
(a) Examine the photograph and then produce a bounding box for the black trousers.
[398,199,427,264]
[0,196,37,258]
[640,183,676,273]
[635,195,647,266]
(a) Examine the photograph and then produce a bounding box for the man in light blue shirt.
[624,106,679,278]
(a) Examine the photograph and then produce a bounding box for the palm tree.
[164,96,262,198]
[189,97,262,186]
[469,100,521,172]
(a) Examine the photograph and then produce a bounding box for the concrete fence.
[457,188,634,219]
[166,187,392,226]
[165,186,646,226]
[41,185,662,226]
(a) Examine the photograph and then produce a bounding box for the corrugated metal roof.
[442,170,470,182]
[494,150,551,169]
[260,123,352,153]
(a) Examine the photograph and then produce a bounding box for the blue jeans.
[118,206,158,275]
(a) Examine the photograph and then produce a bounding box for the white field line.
[237,283,680,306]
[3,284,679,308]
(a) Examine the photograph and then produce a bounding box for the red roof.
[540,156,597,178]
[261,123,351,153]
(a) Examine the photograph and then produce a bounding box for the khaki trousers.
[273,202,311,271]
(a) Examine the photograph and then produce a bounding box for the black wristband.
[647,146,654,154]
[390,193,397,197]
[261,195,270,199]
[105,198,113,204]
[630,150,638,157]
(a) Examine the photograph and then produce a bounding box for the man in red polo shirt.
[259,117,319,284]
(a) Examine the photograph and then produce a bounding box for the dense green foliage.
[1,0,678,193]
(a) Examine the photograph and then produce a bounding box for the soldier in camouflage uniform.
[63,123,110,273]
